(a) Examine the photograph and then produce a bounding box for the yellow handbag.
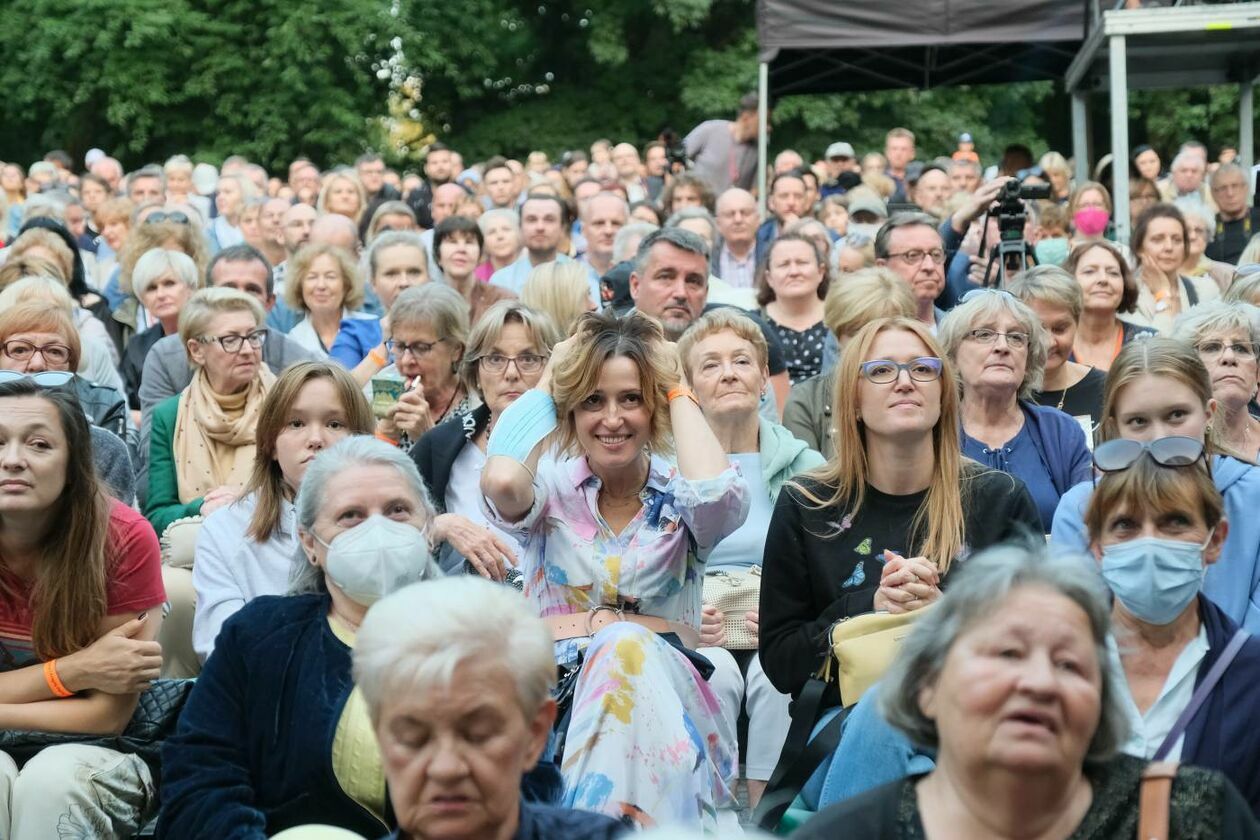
[820,605,932,707]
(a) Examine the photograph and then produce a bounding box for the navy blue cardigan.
[1184,595,1260,816]
[157,594,392,838]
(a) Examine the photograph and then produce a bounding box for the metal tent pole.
[1072,92,1090,184]
[1109,34,1130,243]
[1241,78,1254,188]
[758,61,769,217]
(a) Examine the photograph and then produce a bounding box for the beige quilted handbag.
[702,567,762,650]
[159,516,204,570]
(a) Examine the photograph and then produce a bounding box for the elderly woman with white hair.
[477,207,523,281]
[355,576,627,840]
[120,248,199,411]
[794,542,1260,838]
[158,436,444,838]
[939,289,1091,531]
[1178,202,1234,294]
[1174,301,1260,461]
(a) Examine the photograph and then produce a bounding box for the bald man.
[419,182,469,284]
[612,142,647,203]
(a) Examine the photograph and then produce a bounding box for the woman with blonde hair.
[1039,150,1073,203]
[209,172,257,252]
[481,309,750,829]
[521,260,595,335]
[92,196,134,286]
[783,267,916,459]
[1052,337,1260,632]
[317,169,368,228]
[192,362,375,662]
[285,243,373,357]
[761,316,1041,706]
[111,219,211,350]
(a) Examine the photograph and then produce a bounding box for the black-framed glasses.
[145,211,191,225]
[1092,436,1206,474]
[477,352,547,374]
[198,329,267,353]
[386,338,441,358]
[0,370,75,388]
[859,357,944,384]
[0,340,72,366]
[965,328,1030,350]
[1196,339,1256,359]
[886,248,946,265]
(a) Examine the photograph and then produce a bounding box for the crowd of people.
[1,97,1260,838]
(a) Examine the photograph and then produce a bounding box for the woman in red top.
[0,378,166,838]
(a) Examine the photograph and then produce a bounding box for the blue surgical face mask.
[1100,532,1212,625]
[1034,236,1070,266]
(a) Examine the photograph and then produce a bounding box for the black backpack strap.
[753,677,849,832]
[1182,275,1200,308]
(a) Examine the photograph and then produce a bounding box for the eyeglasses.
[964,328,1029,350]
[960,288,1018,304]
[886,248,946,265]
[1,340,73,366]
[859,357,944,384]
[386,338,442,358]
[145,211,191,225]
[1093,436,1206,474]
[198,329,267,353]
[0,370,75,388]
[1197,340,1256,359]
[477,352,547,374]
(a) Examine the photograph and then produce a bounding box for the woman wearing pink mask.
[1067,181,1116,248]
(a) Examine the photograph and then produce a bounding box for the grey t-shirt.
[685,120,757,192]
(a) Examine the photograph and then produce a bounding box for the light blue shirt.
[705,452,773,572]
[490,252,601,307]
[1111,625,1208,762]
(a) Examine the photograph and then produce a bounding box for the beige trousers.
[0,744,154,839]
[159,566,201,678]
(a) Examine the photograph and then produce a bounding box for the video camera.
[660,129,691,173]
[981,179,1051,288]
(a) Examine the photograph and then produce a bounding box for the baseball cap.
[826,142,855,160]
[958,132,974,143]
[847,194,888,219]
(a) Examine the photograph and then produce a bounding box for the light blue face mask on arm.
[486,388,558,463]
[1100,531,1213,626]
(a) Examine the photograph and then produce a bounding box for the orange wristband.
[44,659,73,698]
[369,347,388,367]
[667,386,699,408]
[375,431,400,446]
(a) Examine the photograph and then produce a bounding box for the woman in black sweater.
[759,316,1042,700]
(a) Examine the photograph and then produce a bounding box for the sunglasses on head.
[0,370,76,388]
[1092,436,1207,481]
[145,211,191,226]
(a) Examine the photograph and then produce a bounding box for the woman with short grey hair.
[1178,201,1234,294]
[1008,265,1107,426]
[1174,300,1260,460]
[368,284,477,449]
[477,207,522,280]
[121,248,200,409]
[940,288,1091,532]
[160,435,444,837]
[355,576,625,840]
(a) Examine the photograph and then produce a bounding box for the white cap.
[192,162,219,196]
[825,142,855,160]
[84,148,106,167]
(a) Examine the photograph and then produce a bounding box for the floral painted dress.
[487,454,749,830]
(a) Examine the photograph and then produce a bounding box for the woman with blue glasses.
[760,316,1041,706]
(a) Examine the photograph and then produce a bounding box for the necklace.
[599,458,650,501]
[433,384,463,423]
[1056,388,1068,411]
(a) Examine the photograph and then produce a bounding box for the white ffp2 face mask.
[316,515,438,606]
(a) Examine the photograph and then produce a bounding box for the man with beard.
[491,193,600,306]
[406,142,455,228]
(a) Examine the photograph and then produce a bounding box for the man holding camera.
[684,93,763,193]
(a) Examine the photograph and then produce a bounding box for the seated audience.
[477,207,523,281]
[435,216,516,323]
[158,437,441,837]
[760,317,1041,703]
[940,289,1092,531]
[192,362,374,662]
[758,234,829,384]
[795,543,1260,838]
[411,301,557,574]
[1065,240,1156,371]
[480,311,750,830]
[0,379,165,839]
[1009,265,1107,430]
[1128,204,1220,332]
[330,231,430,368]
[677,308,824,807]
[1053,338,1260,633]
[355,576,627,840]
[782,267,916,459]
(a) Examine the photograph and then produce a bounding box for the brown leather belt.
[544,606,700,650]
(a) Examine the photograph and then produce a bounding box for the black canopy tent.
[752,0,1087,210]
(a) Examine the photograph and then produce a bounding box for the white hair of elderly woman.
[936,288,1050,400]
[1171,299,1260,346]
[353,575,556,722]
[288,435,437,595]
